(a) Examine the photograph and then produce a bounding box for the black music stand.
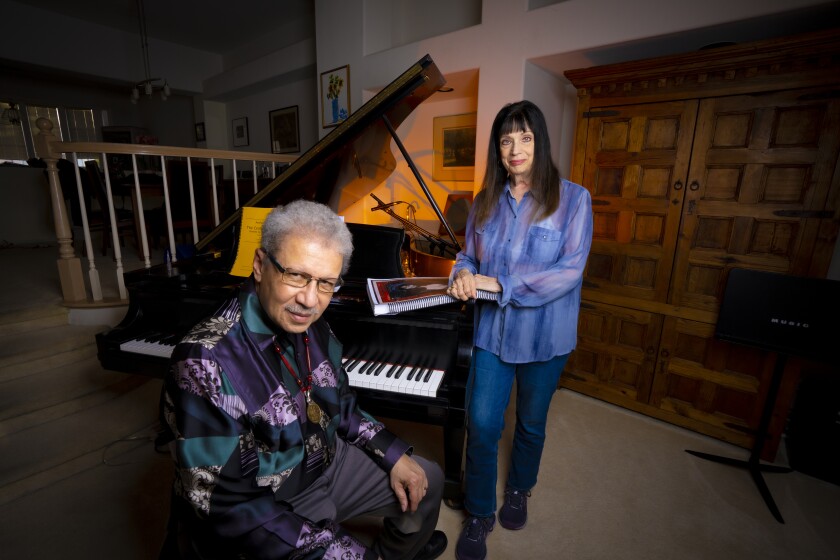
[686,268,838,524]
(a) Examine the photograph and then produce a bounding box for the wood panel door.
[670,89,840,311]
[568,88,840,452]
[564,31,840,456]
[582,101,697,303]
[563,300,663,407]
[648,316,781,450]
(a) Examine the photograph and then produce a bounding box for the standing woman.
[447,100,593,560]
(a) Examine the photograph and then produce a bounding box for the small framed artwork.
[269,105,300,154]
[232,117,249,147]
[320,64,350,128]
[433,113,477,182]
[194,122,206,142]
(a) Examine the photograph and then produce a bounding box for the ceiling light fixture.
[131,0,170,104]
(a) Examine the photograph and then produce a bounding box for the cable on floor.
[100,420,170,466]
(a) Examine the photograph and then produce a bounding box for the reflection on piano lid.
[194,54,447,262]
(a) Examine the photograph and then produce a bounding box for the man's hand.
[390,455,429,513]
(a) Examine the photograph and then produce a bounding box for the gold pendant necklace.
[306,395,323,424]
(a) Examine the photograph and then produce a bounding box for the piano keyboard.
[117,336,445,398]
[343,355,444,398]
[119,333,177,359]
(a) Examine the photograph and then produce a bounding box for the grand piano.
[96,55,472,500]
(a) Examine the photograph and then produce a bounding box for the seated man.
[162,200,447,559]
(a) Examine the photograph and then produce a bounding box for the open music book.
[367,276,499,316]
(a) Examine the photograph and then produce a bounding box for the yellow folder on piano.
[229,206,271,277]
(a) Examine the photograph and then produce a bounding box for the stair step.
[0,323,105,381]
[0,355,146,432]
[0,305,68,337]
[0,423,170,509]
[0,375,162,497]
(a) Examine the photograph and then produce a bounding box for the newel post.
[35,118,86,303]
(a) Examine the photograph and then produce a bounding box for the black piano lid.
[715,268,839,363]
[196,55,446,255]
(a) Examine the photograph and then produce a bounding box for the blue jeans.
[463,347,569,517]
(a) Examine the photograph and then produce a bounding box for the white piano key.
[422,369,445,397]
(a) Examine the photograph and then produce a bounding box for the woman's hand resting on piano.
[448,269,500,301]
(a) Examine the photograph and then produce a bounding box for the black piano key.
[397,353,420,379]
[356,353,375,374]
[343,347,362,371]
[162,334,181,345]
[373,349,398,376]
[416,355,434,383]
[342,345,361,366]
[386,356,405,378]
[360,351,384,374]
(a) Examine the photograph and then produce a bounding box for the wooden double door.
[561,84,840,454]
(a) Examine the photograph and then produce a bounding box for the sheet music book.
[366,276,499,316]
[230,207,271,277]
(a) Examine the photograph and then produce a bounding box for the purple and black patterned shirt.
[162,277,409,559]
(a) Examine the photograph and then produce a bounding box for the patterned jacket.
[162,278,410,559]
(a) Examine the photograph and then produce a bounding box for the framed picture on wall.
[320,65,350,128]
[232,117,249,147]
[194,122,206,142]
[269,106,300,154]
[433,113,477,181]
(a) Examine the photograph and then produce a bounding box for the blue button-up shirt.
[452,179,593,363]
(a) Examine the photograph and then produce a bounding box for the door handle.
[689,180,700,191]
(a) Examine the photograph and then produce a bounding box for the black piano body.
[96,55,471,499]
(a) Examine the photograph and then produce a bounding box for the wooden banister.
[35,117,294,306]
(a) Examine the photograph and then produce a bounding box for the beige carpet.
[2,382,837,559]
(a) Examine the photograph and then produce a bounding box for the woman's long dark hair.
[472,100,560,227]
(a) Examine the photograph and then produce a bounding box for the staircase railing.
[35,117,296,306]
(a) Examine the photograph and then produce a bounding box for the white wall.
[224,75,319,159]
[317,0,834,189]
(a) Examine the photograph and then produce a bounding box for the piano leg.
[442,409,466,507]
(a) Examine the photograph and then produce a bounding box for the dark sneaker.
[413,530,448,560]
[498,488,530,530]
[455,515,495,560]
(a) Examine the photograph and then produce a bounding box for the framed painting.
[433,113,477,181]
[269,106,300,154]
[320,65,350,128]
[194,122,206,142]
[232,117,249,147]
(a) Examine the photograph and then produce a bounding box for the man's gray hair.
[260,200,354,275]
